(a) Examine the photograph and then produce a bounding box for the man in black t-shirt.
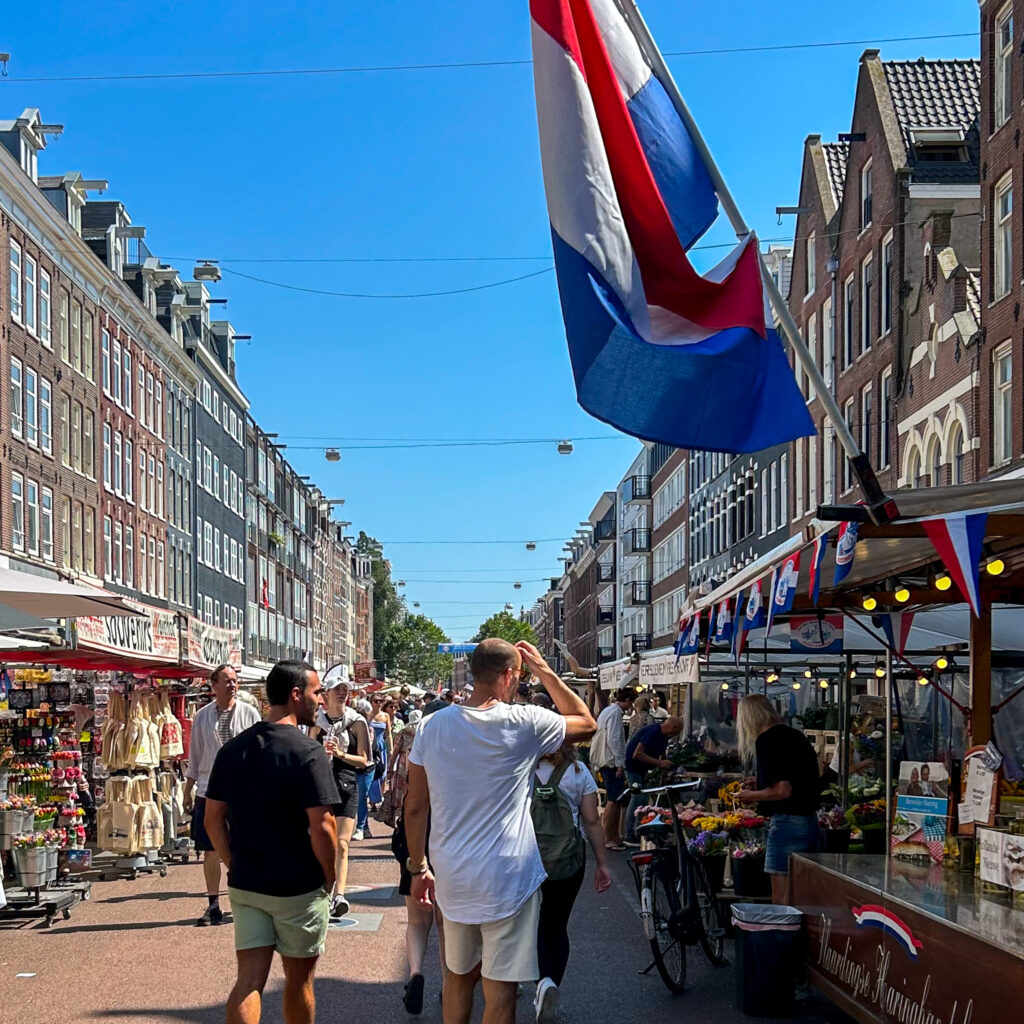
[205,661,340,1024]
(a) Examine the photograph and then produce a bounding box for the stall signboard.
[76,601,179,662]
[793,857,1022,1024]
[185,617,242,671]
[891,760,949,863]
[354,661,377,682]
[790,614,843,654]
[977,827,1024,892]
[638,651,698,689]
[438,643,477,655]
[957,746,1000,834]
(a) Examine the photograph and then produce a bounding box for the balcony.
[630,633,653,652]
[596,562,615,584]
[597,604,616,625]
[628,528,652,554]
[594,518,616,544]
[598,645,616,663]
[628,581,652,606]
[626,475,652,503]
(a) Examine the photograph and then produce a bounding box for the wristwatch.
[405,857,429,875]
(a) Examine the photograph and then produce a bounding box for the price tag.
[957,802,974,826]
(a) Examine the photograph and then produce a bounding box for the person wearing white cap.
[310,665,371,919]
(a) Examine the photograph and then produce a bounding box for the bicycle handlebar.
[640,780,701,796]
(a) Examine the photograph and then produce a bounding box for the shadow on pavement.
[34,917,200,935]
[98,890,202,904]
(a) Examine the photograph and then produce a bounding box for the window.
[823,426,835,504]
[223,534,229,576]
[23,255,36,334]
[38,269,51,346]
[61,498,70,568]
[807,313,817,401]
[861,254,873,353]
[214,528,222,571]
[59,292,69,363]
[23,368,37,446]
[880,369,892,468]
[155,382,163,437]
[83,314,93,382]
[124,439,133,501]
[138,368,146,425]
[148,455,156,512]
[995,175,1013,300]
[9,239,22,322]
[204,522,213,565]
[231,539,239,580]
[223,466,230,507]
[205,596,213,623]
[794,437,804,516]
[994,342,1013,465]
[157,543,165,597]
[950,424,965,484]
[807,433,818,511]
[146,373,154,427]
[125,526,134,587]
[861,385,872,462]
[843,275,855,368]
[805,231,816,297]
[11,474,24,551]
[907,448,923,488]
[123,350,132,414]
[84,509,94,575]
[860,161,872,230]
[780,452,789,524]
[82,409,93,477]
[140,534,148,592]
[881,233,893,335]
[230,470,238,513]
[149,538,156,595]
[204,448,212,491]
[39,377,51,453]
[823,297,834,388]
[113,432,123,495]
[103,518,113,580]
[71,402,82,473]
[10,358,22,437]
[71,302,82,373]
[156,463,163,519]
[929,440,942,487]
[103,425,112,489]
[102,331,111,394]
[26,480,39,555]
[112,341,122,404]
[212,391,220,423]
[202,379,211,411]
[60,395,70,466]
[113,521,123,582]
[843,399,855,490]
[213,456,220,499]
[996,5,1013,128]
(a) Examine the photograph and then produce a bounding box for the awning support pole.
[885,648,893,832]
[969,600,993,746]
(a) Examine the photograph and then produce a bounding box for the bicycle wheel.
[644,863,687,992]
[693,860,728,965]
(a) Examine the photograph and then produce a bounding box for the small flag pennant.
[681,611,701,656]
[714,598,733,645]
[808,532,830,606]
[921,512,988,616]
[766,551,801,635]
[744,577,766,631]
[731,589,746,666]
[833,521,860,586]
[875,612,915,656]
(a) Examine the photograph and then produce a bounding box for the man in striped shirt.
[184,665,261,926]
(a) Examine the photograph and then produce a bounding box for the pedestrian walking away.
[353,698,377,840]
[203,660,340,1024]
[403,638,596,1024]
[622,716,685,847]
[531,741,612,1022]
[309,666,371,919]
[183,664,261,926]
[588,687,634,851]
[736,694,821,905]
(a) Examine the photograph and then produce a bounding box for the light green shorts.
[228,886,330,959]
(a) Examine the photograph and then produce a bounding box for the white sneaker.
[535,978,559,1022]
[352,829,364,841]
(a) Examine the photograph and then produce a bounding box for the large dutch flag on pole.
[530,0,815,453]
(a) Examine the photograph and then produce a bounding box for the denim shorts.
[765,813,820,874]
[599,766,626,803]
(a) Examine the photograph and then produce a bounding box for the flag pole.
[615,0,895,525]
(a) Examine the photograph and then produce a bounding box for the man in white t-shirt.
[649,693,669,721]
[405,638,596,1024]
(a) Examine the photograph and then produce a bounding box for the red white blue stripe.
[832,521,859,586]
[766,552,801,635]
[529,0,814,453]
[921,512,987,616]
[808,532,830,606]
[851,904,924,959]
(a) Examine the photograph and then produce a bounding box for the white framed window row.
[10,473,51,561]
[9,359,52,453]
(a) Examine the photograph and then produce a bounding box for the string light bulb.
[862,595,878,611]
[804,668,813,678]
[721,682,730,691]
[986,556,1005,576]
[875,664,886,679]
[917,676,929,687]
[819,679,829,689]
[792,682,801,690]
[849,667,857,679]
[935,656,949,671]
[895,586,911,603]
[935,573,952,591]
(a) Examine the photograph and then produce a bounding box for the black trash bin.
[731,903,803,1016]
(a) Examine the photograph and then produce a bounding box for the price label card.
[958,802,974,826]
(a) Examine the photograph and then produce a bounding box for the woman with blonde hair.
[737,695,821,904]
[627,694,654,740]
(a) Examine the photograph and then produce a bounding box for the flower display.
[686,829,729,857]
[731,841,766,859]
[817,806,848,830]
[12,831,45,849]
[846,799,887,830]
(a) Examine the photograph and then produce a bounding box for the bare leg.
[334,816,356,900]
[405,896,434,977]
[602,800,622,846]
[443,967,479,1024]
[226,947,273,1024]
[280,955,319,1024]
[480,978,517,1024]
[203,850,221,896]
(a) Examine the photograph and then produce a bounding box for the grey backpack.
[531,760,586,881]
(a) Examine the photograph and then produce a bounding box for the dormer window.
[909,126,968,164]
[19,138,37,181]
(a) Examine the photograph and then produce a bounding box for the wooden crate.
[804,730,840,772]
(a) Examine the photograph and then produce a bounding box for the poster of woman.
[892,761,950,863]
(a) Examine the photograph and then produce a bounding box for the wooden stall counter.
[791,853,1024,1024]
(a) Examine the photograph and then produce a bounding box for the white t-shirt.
[409,702,566,924]
[650,706,669,721]
[535,760,598,829]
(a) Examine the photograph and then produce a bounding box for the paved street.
[0,833,850,1024]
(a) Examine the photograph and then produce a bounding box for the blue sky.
[1,1,979,639]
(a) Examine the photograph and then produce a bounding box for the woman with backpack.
[532,741,612,1022]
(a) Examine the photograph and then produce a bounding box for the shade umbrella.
[0,568,142,618]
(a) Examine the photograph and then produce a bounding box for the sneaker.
[330,895,350,920]
[197,905,224,927]
[535,978,559,1022]
[403,973,425,1015]
[352,829,365,841]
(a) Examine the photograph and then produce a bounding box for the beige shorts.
[442,889,541,982]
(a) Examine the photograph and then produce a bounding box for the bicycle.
[626,779,727,993]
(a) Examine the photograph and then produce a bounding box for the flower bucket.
[22,811,35,833]
[861,826,886,854]
[732,854,772,897]
[819,827,851,854]
[700,854,727,894]
[0,807,20,836]
[13,846,48,888]
[45,845,59,882]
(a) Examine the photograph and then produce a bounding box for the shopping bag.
[158,693,185,760]
[373,785,400,830]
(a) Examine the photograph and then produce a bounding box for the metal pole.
[841,654,852,812]
[885,648,893,832]
[615,0,892,521]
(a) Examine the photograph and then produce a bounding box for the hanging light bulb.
[862,594,878,611]
[874,664,886,679]
[917,676,929,687]
[804,668,813,679]
[720,682,730,691]
[935,656,949,671]
[849,667,857,679]
[792,681,801,691]
[819,679,829,689]
[935,573,952,591]
[525,541,537,552]
[894,585,911,603]
[986,556,1006,576]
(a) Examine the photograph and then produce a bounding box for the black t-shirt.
[754,724,821,817]
[206,721,340,897]
[625,723,668,775]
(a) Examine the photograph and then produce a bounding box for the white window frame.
[124,439,134,502]
[881,232,894,336]
[41,487,53,562]
[11,473,24,551]
[823,297,834,389]
[880,368,892,468]
[112,340,122,406]
[805,231,816,299]
[24,367,38,447]
[843,398,855,491]
[103,424,112,491]
[39,377,51,454]
[860,160,873,231]
[994,341,1013,465]
[38,268,51,346]
[101,330,111,395]
[123,349,133,415]
[861,253,873,354]
[843,274,855,369]
[807,312,817,402]
[861,384,873,463]
[10,357,23,438]
[995,174,1013,300]
[23,254,37,335]
[996,4,1014,129]
[26,479,39,556]
[9,239,22,323]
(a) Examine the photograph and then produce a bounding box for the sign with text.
[790,615,843,654]
[353,661,377,682]
[76,601,179,662]
[892,760,949,863]
[638,651,699,689]
[184,617,242,671]
[437,644,477,655]
[977,827,1024,892]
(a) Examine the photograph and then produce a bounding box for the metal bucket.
[13,846,48,888]
[0,808,22,850]
[46,844,59,883]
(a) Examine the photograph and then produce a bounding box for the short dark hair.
[614,688,635,704]
[210,664,235,686]
[266,660,316,706]
[470,637,518,686]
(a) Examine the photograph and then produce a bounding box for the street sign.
[437,643,477,654]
